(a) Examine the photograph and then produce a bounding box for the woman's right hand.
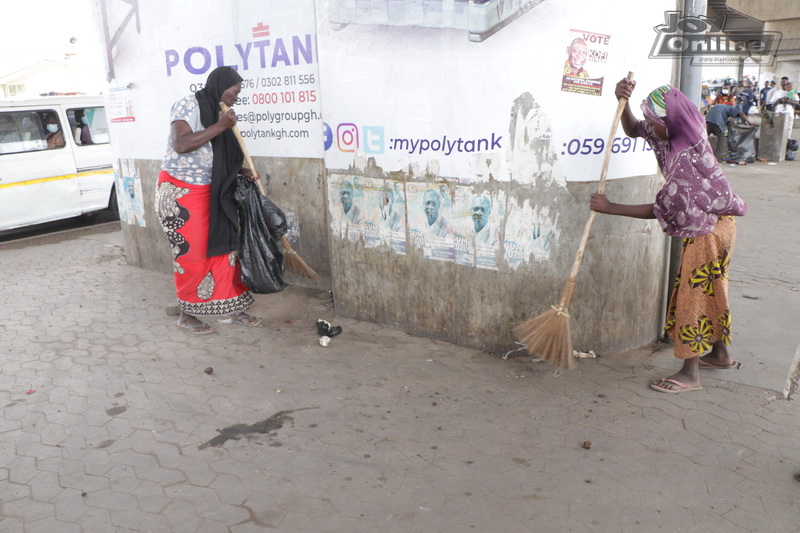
[217,108,237,129]
[615,78,636,101]
[590,193,612,214]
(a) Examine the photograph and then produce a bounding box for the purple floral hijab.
[640,86,747,238]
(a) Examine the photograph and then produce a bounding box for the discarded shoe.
[327,325,342,337]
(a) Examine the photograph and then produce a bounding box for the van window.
[68,107,110,146]
[0,109,67,155]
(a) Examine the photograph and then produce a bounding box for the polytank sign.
[95,0,322,161]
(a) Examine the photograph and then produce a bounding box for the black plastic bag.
[234,176,285,294]
[728,124,758,163]
[787,139,799,152]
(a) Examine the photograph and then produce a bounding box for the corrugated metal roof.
[776,37,800,52]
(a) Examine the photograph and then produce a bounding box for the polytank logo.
[164,21,315,76]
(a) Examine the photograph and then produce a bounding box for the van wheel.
[108,185,120,219]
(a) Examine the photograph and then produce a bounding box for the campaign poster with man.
[469,191,502,270]
[328,173,365,242]
[561,28,610,96]
[407,184,454,262]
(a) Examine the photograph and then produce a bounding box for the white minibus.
[0,95,117,231]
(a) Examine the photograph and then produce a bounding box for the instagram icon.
[337,123,359,152]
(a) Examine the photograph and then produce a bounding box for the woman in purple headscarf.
[590,78,748,394]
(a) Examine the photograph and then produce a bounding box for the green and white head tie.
[645,85,670,118]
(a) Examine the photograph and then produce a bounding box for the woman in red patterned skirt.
[156,66,261,334]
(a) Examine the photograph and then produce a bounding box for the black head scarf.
[195,66,244,257]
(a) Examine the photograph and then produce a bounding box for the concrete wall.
[764,18,800,82]
[117,159,172,274]
[119,157,331,289]
[260,157,331,288]
[327,167,667,355]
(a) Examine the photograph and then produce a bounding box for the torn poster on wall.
[116,158,145,227]
[328,173,559,271]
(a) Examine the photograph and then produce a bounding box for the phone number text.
[239,90,317,106]
[188,74,315,93]
[560,136,652,156]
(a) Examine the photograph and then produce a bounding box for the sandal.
[699,359,742,370]
[219,312,262,327]
[177,321,214,335]
[649,378,702,394]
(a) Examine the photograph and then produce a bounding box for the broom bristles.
[513,307,575,370]
[280,236,321,282]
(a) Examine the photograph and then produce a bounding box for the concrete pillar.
[678,0,707,110]
[757,113,792,162]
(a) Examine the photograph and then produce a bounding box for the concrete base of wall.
[328,171,668,356]
[117,156,667,357]
[117,156,332,289]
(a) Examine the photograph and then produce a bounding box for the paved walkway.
[0,161,798,532]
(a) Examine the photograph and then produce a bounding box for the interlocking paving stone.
[74,506,116,531]
[1,166,799,532]
[24,516,82,533]
[1,497,54,522]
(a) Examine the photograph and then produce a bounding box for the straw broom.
[220,103,321,282]
[514,72,634,370]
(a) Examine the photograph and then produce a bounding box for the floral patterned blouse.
[161,95,213,185]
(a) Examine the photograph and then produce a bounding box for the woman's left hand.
[241,168,260,182]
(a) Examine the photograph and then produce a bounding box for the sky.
[0,0,106,79]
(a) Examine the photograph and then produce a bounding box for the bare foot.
[699,341,740,369]
[177,311,213,334]
[649,357,702,393]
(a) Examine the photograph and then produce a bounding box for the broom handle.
[558,71,634,309]
[220,102,297,254]
[219,102,266,196]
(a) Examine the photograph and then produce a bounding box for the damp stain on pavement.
[199,407,317,450]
